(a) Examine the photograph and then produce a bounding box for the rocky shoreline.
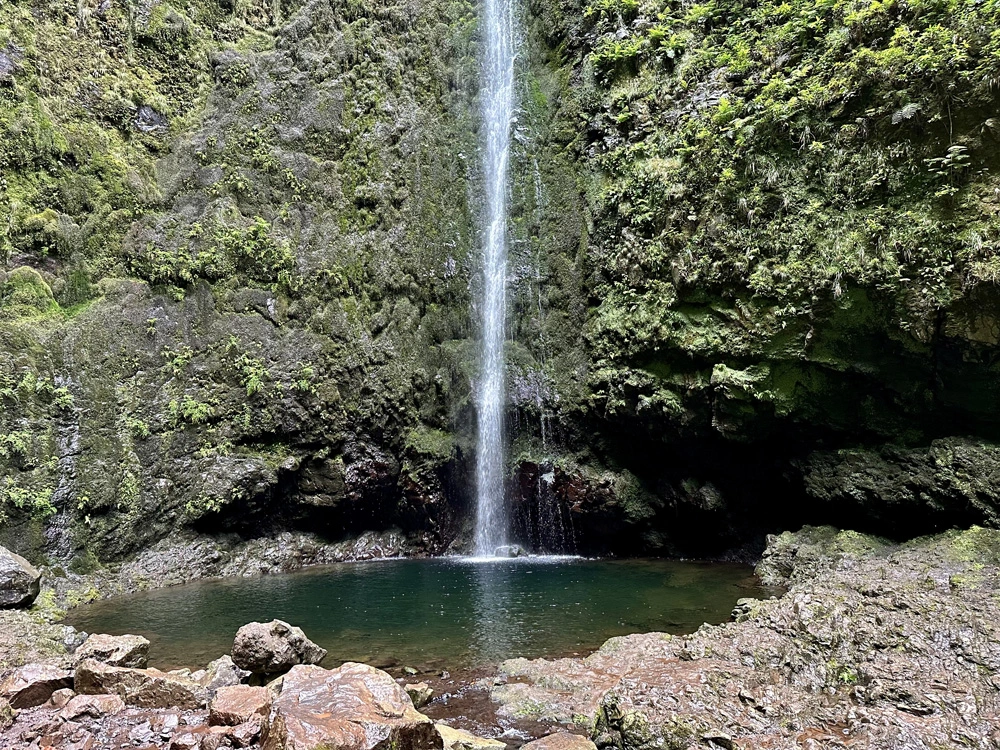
[0,526,998,748]
[493,527,1000,749]
[0,529,413,678]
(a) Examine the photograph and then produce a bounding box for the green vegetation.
[583,0,1000,363]
[0,0,286,283]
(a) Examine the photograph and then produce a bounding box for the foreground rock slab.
[264,662,442,750]
[232,620,328,676]
[59,693,126,720]
[75,658,208,709]
[521,733,596,750]
[0,663,73,708]
[74,632,150,668]
[209,684,270,726]
[436,723,505,750]
[492,526,1000,750]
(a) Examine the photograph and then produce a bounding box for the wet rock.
[209,684,271,726]
[0,46,22,81]
[494,545,524,558]
[74,633,150,668]
[232,620,327,676]
[200,654,250,694]
[134,104,168,133]
[58,693,126,720]
[0,546,41,608]
[755,525,888,586]
[74,658,208,708]
[521,733,596,750]
[263,662,441,750]
[436,723,505,750]
[404,682,433,708]
[0,663,73,708]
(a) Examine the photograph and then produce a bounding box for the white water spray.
[473,0,516,558]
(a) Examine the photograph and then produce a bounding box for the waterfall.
[473,0,516,558]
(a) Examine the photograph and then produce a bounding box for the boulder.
[404,682,433,709]
[436,724,505,750]
[74,633,150,668]
[199,654,250,694]
[59,693,126,720]
[210,685,271,726]
[0,546,41,608]
[232,620,327,676]
[0,663,73,708]
[263,662,442,750]
[75,658,208,709]
[521,734,597,750]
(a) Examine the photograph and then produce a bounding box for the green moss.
[0,267,59,320]
[404,427,456,461]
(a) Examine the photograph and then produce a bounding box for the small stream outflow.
[473,0,516,557]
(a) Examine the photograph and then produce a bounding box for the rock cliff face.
[3,0,1000,564]
[1,0,481,564]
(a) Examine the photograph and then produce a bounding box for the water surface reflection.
[67,558,768,670]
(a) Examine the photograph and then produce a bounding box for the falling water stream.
[473,0,516,557]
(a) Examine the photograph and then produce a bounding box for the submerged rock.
[264,662,441,750]
[232,620,327,676]
[74,632,150,668]
[0,547,41,608]
[404,681,433,708]
[75,658,208,709]
[493,545,524,558]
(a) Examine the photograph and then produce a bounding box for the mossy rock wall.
[502,0,1000,553]
[5,0,1000,562]
[0,0,483,563]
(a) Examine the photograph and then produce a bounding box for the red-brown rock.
[59,693,127,720]
[209,684,271,726]
[74,658,208,709]
[521,734,596,750]
[263,662,441,750]
[232,620,327,676]
[0,663,73,708]
[45,687,76,708]
[74,633,150,668]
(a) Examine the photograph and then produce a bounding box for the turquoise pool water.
[67,557,768,670]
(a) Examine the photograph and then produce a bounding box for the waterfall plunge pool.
[66,557,773,672]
